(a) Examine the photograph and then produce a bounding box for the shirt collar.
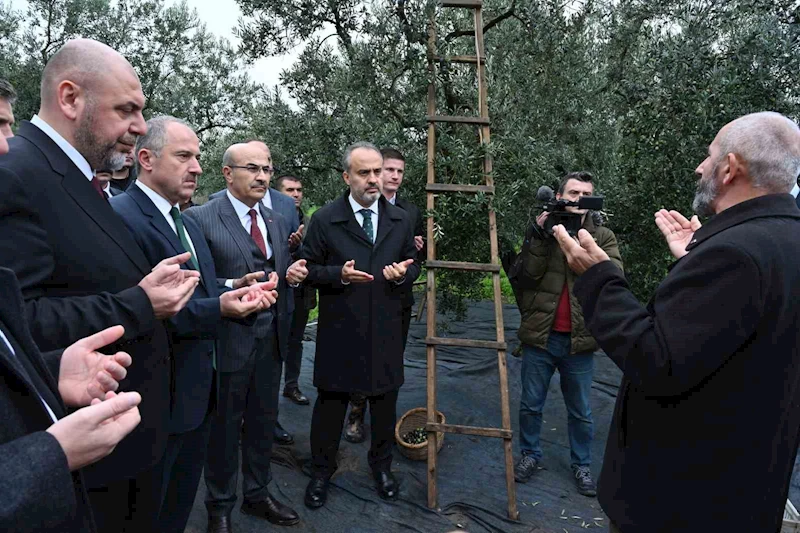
[30,115,93,182]
[386,193,397,205]
[136,180,178,217]
[349,193,379,216]
[791,183,799,198]
[102,183,111,194]
[227,190,261,221]
[261,189,273,210]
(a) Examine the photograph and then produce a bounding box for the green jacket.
[517,215,623,354]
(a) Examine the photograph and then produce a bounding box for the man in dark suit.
[186,141,308,531]
[0,100,142,533]
[274,175,316,406]
[110,117,278,533]
[0,39,199,532]
[555,111,800,532]
[343,147,425,443]
[210,139,303,444]
[301,142,420,509]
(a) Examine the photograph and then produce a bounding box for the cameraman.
[514,171,623,497]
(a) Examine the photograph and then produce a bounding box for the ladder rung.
[425,260,501,273]
[427,183,494,194]
[441,0,483,7]
[427,423,512,439]
[435,55,485,64]
[427,337,507,350]
[426,115,490,125]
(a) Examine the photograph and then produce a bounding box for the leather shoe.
[241,492,300,526]
[207,514,233,533]
[283,387,310,405]
[274,420,294,445]
[373,470,399,501]
[304,476,330,509]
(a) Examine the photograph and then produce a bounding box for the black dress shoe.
[207,514,233,533]
[283,387,310,405]
[304,476,330,509]
[241,492,300,526]
[373,470,399,501]
[273,420,294,445]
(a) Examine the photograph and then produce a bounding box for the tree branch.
[445,3,516,42]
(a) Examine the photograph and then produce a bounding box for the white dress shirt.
[102,183,111,198]
[224,191,274,288]
[349,193,379,242]
[136,181,197,259]
[0,328,58,423]
[791,183,799,198]
[30,115,93,182]
[227,191,272,260]
[261,190,273,210]
[386,193,397,206]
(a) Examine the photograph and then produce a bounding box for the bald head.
[41,39,138,109]
[37,38,146,171]
[716,112,800,192]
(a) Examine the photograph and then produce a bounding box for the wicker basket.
[395,407,445,461]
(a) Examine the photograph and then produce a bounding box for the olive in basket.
[402,427,428,445]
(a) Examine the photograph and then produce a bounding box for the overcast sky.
[7,0,301,92]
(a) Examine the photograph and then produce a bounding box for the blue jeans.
[519,331,594,467]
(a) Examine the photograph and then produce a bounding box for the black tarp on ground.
[185,300,799,533]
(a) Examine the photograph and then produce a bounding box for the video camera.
[536,185,604,237]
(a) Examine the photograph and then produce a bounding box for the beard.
[692,163,721,218]
[356,188,381,205]
[74,103,129,172]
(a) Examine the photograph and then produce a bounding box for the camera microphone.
[536,185,555,203]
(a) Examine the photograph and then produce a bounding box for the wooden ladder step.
[427,422,512,439]
[425,260,501,273]
[441,0,483,7]
[426,183,494,194]
[427,337,507,350]
[435,55,485,64]
[426,115,490,125]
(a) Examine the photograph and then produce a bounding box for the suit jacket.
[574,194,800,532]
[394,195,424,308]
[300,192,420,394]
[110,186,223,434]
[185,195,293,373]
[0,267,95,532]
[209,187,300,236]
[0,121,171,487]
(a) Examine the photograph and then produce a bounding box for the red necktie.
[249,209,268,257]
[90,176,107,201]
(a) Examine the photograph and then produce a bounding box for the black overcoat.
[301,192,420,395]
[574,194,800,532]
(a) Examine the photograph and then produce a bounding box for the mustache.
[250,179,268,188]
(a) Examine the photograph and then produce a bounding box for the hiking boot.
[514,454,539,483]
[571,465,597,497]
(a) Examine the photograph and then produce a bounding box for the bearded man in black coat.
[554,111,800,533]
[300,142,420,509]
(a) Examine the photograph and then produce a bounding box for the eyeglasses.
[229,165,276,175]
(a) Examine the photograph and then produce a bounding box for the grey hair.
[717,111,800,192]
[135,115,191,168]
[222,146,237,167]
[342,141,381,172]
[0,79,17,105]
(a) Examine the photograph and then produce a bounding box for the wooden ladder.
[423,0,519,521]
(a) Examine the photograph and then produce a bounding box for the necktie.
[359,208,374,242]
[91,176,107,201]
[170,207,199,270]
[249,209,269,258]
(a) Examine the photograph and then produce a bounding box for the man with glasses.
[185,141,308,531]
[209,139,302,446]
